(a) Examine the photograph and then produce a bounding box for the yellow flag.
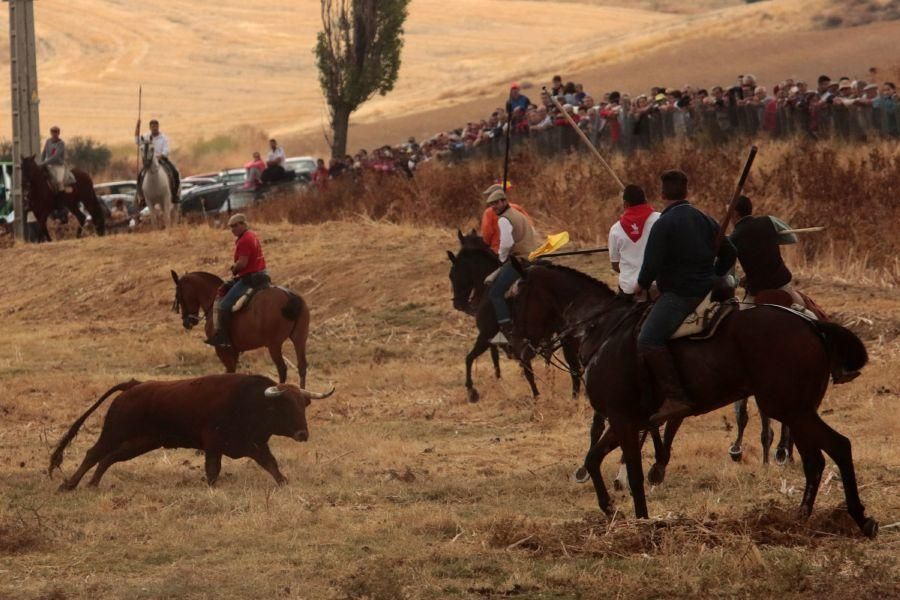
[529,231,569,261]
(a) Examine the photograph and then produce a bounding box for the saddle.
[230,272,272,313]
[644,291,740,341]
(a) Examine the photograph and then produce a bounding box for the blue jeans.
[637,292,703,351]
[217,270,268,311]
[489,262,521,324]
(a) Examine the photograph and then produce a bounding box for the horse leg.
[574,412,605,483]
[760,408,774,465]
[216,346,239,374]
[729,398,749,462]
[620,422,649,519]
[583,426,620,516]
[649,417,682,485]
[787,423,825,519]
[775,424,793,465]
[615,429,648,490]
[519,346,540,399]
[465,335,492,403]
[66,197,88,237]
[791,412,877,537]
[561,336,582,399]
[489,345,501,379]
[268,344,288,384]
[293,340,309,389]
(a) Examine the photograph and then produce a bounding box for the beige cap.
[482,183,503,197]
[485,189,507,205]
[227,213,247,227]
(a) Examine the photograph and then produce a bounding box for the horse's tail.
[813,321,868,383]
[284,291,310,343]
[48,379,142,476]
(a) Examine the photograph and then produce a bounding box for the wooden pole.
[714,145,758,251]
[6,0,41,241]
[543,86,624,191]
[136,85,142,178]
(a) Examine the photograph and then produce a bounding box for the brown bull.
[49,374,334,490]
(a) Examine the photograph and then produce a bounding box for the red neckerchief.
[618,204,655,243]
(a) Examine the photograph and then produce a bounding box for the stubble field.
[1,220,898,599]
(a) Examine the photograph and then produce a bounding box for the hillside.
[1,221,898,598]
[2,0,897,164]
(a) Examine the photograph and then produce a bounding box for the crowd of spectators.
[308,69,898,183]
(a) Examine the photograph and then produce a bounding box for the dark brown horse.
[512,263,877,538]
[447,230,581,402]
[21,155,106,241]
[170,270,310,386]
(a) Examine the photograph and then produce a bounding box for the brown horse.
[170,270,310,386]
[21,155,107,240]
[512,263,877,538]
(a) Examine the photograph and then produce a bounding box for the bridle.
[172,281,204,328]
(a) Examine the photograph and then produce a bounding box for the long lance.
[715,145,758,250]
[502,96,513,191]
[541,247,609,258]
[136,85,142,178]
[543,86,624,191]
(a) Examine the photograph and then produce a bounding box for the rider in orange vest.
[480,183,533,253]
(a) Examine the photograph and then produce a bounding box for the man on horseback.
[38,126,75,195]
[608,184,659,298]
[205,213,269,347]
[135,118,181,203]
[633,170,737,425]
[480,183,533,254]
[485,188,540,344]
[729,196,804,306]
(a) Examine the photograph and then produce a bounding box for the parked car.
[180,180,241,215]
[284,156,316,178]
[94,180,138,199]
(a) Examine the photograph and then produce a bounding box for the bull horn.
[306,386,335,400]
[264,386,284,397]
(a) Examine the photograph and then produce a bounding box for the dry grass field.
[1,219,898,599]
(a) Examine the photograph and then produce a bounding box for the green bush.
[68,136,112,174]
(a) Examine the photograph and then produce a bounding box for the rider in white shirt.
[608,185,660,297]
[135,118,180,202]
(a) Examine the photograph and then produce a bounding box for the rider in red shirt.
[205,213,269,347]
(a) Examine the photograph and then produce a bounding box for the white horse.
[139,141,177,229]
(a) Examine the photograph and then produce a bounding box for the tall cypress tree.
[315,0,410,158]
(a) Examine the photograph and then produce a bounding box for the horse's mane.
[188,271,224,287]
[536,262,615,297]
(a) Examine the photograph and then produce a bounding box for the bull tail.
[48,379,142,476]
[813,321,868,384]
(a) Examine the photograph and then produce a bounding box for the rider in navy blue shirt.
[634,170,736,425]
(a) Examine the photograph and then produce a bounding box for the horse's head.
[171,270,201,329]
[447,231,499,313]
[141,141,156,169]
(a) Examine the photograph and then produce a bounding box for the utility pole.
[5,0,40,241]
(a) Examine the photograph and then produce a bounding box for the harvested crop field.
[1,221,898,599]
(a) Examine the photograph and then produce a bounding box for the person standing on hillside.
[38,126,75,194]
[633,170,736,425]
[135,118,180,203]
[479,183,533,254]
[485,188,540,344]
[608,184,659,298]
[205,213,269,348]
[508,83,530,113]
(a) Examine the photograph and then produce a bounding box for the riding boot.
[642,347,694,426]
[204,306,232,347]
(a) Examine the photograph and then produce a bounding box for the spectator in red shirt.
[312,159,329,189]
[205,213,269,347]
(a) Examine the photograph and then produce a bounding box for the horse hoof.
[775,448,790,466]
[648,463,666,485]
[57,482,73,493]
[728,444,743,462]
[467,388,480,404]
[861,518,879,539]
[573,466,590,483]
